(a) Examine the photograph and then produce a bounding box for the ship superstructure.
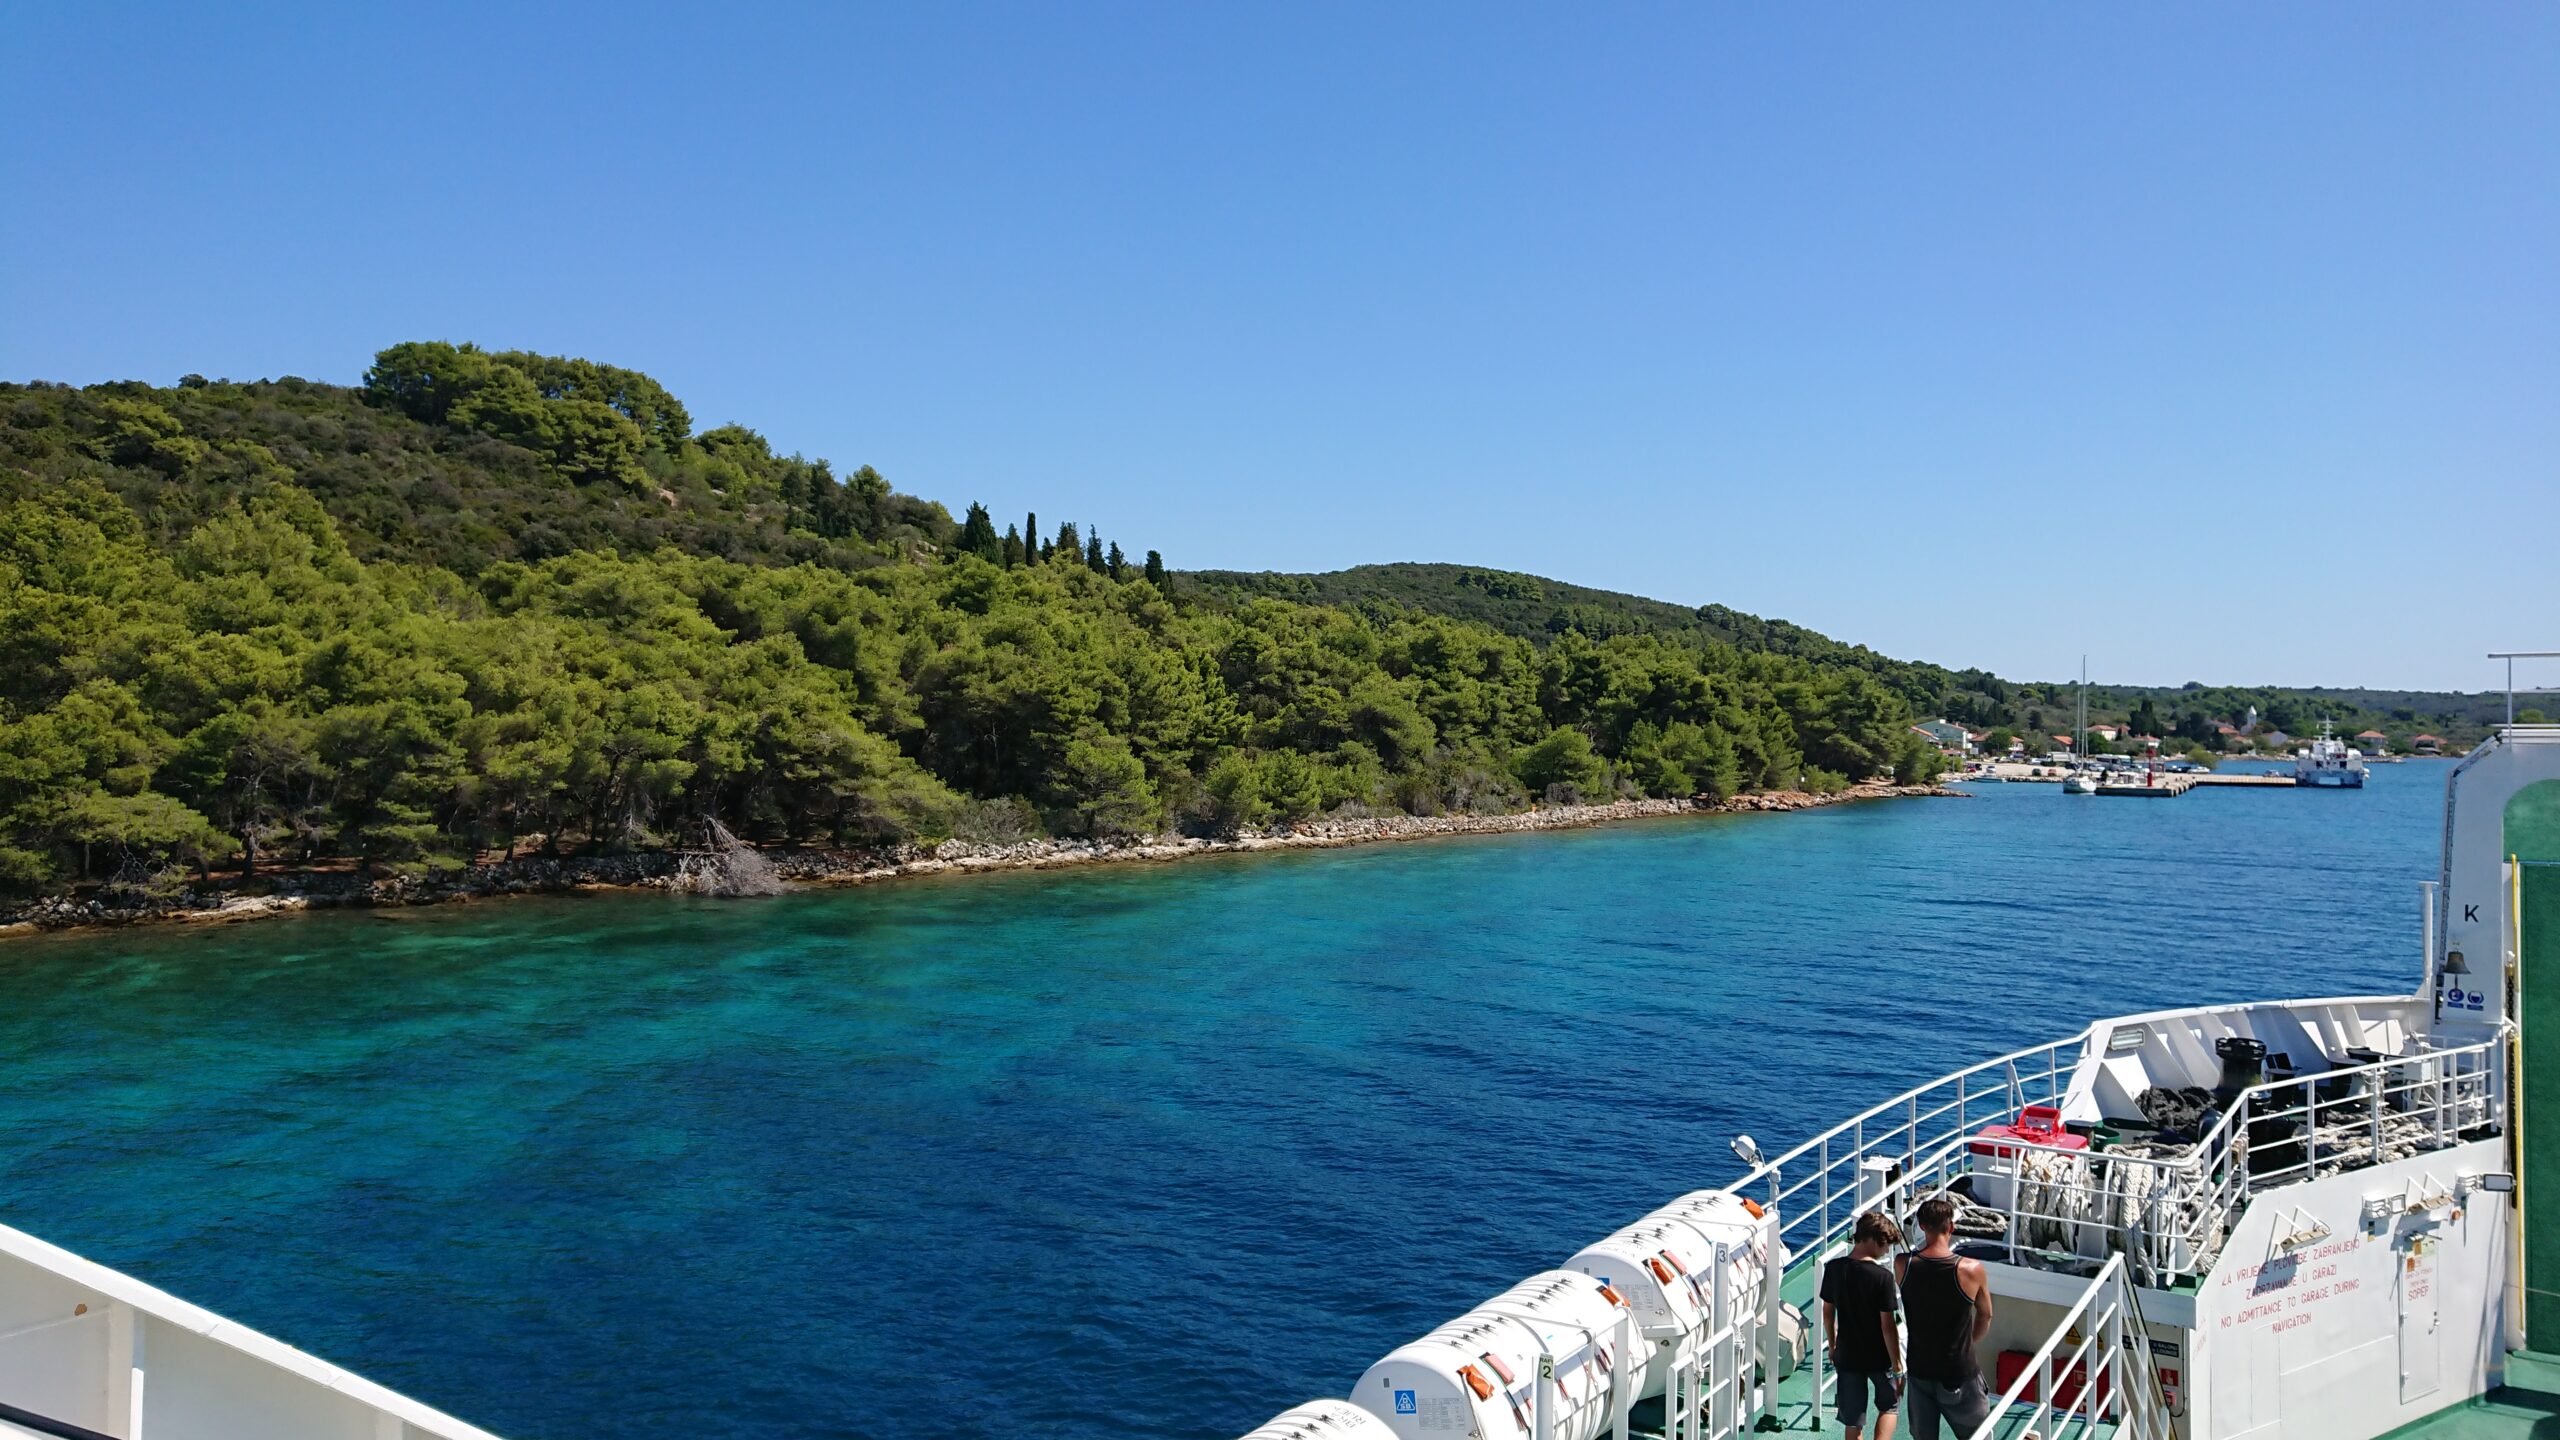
[2295,721,2370,789]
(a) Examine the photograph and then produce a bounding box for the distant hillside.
[1181,563,1962,710]
[1183,564,2505,757]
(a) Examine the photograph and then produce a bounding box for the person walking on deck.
[1820,1210,1905,1440]
[1898,1196,1993,1439]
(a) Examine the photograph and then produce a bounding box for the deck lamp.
[1730,1135,1765,1168]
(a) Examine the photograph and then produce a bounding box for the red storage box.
[1968,1104,2088,1161]
[1995,1348,2113,1414]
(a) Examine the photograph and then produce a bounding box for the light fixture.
[1730,1135,1766,1168]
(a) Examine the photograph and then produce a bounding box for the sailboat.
[2061,656,2099,793]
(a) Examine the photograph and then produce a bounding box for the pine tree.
[1106,541,1126,579]
[1143,549,1167,587]
[1001,524,1024,568]
[1086,532,1106,573]
[1053,521,1080,562]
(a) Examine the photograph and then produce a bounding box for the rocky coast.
[1,782,1960,937]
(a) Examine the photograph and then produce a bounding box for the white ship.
[2295,721,2369,788]
[6,682,2560,1440]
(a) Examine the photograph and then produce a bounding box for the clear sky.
[5,5,2554,693]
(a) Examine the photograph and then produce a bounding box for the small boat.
[2061,770,2099,795]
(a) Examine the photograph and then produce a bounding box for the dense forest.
[1187,565,2504,758]
[0,343,1959,897]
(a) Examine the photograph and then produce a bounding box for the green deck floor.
[2375,1352,2560,1440]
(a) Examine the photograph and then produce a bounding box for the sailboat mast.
[2078,655,2087,756]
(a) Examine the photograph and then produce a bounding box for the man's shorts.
[1835,1367,1903,1428]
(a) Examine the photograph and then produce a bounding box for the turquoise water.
[0,763,2448,1438]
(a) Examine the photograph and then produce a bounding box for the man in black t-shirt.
[1820,1210,1905,1440]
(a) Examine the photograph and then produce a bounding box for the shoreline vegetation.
[1,782,1959,937]
[2,343,1971,912]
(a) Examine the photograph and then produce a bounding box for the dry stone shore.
[1,782,1959,937]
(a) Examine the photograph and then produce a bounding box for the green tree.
[1891,733,1945,786]
[1514,726,1605,801]
[956,502,1002,563]
[1144,550,1167,587]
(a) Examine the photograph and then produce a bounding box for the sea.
[0,759,2450,1439]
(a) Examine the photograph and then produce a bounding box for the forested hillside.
[1194,564,2503,757]
[0,344,1950,897]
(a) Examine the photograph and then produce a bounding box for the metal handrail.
[1964,1252,2175,1440]
[1883,1034,2506,1272]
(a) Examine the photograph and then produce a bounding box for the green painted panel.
[2523,862,2560,1341]
[2510,780,2560,864]
[2516,785,2560,1340]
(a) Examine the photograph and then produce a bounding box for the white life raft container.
[1350,1270,1635,1440]
[1562,1190,1782,1401]
[1240,1399,1406,1440]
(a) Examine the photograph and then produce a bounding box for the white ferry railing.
[1726,1031,2090,1429]
[1721,1030,2507,1430]
[1969,1034,2506,1283]
[1963,1252,2175,1440]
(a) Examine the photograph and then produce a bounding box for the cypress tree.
[1001,524,1024,568]
[1106,541,1126,579]
[1054,521,1080,561]
[1144,549,1167,587]
[1086,532,1106,573]
[1025,511,1040,560]
[956,502,1001,563]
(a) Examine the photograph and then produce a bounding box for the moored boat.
[2296,720,2369,788]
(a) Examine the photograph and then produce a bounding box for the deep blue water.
[0,762,2450,1438]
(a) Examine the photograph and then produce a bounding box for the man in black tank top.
[1896,1196,1994,1439]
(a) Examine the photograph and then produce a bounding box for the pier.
[1962,762,2307,797]
[2097,773,2194,797]
[2097,771,2303,795]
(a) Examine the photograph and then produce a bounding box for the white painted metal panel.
[2194,1138,2507,1440]
[2398,1244,2441,1404]
[0,1225,504,1440]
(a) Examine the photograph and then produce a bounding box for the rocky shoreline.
[0,782,1959,937]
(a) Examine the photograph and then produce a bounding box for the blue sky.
[5,5,2553,692]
